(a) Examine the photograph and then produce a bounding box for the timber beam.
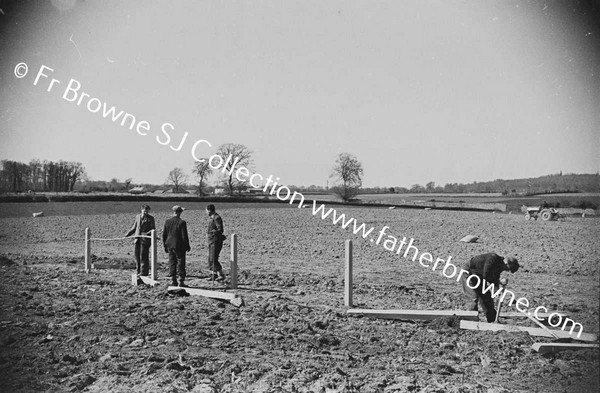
[499,311,568,321]
[167,286,244,307]
[460,320,597,342]
[531,343,599,354]
[348,309,479,321]
[132,273,159,287]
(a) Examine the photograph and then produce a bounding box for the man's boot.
[178,278,188,288]
[171,276,178,286]
[216,269,226,282]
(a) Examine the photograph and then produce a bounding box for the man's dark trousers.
[168,249,186,280]
[208,238,224,272]
[462,275,497,322]
[134,239,151,275]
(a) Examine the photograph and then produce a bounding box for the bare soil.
[0,202,598,392]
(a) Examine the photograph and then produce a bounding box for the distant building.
[153,189,165,194]
[129,186,146,194]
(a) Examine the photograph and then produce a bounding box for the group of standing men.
[125,203,226,287]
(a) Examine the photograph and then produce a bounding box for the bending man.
[462,253,519,322]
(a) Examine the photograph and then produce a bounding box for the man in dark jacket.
[206,204,226,281]
[163,205,190,287]
[462,253,520,322]
[125,204,155,276]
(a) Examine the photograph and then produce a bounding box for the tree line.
[398,173,600,195]
[134,144,361,201]
[0,159,86,192]
[2,151,598,198]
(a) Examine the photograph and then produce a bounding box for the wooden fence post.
[345,239,353,307]
[84,227,91,273]
[150,229,157,280]
[230,233,238,289]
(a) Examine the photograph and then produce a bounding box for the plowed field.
[0,202,598,392]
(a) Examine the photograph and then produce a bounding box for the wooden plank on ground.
[139,275,159,286]
[531,343,599,354]
[167,286,237,301]
[500,312,567,320]
[460,320,597,342]
[525,312,560,339]
[131,273,159,287]
[348,309,479,321]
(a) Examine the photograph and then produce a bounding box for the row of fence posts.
[84,228,238,289]
[83,228,353,300]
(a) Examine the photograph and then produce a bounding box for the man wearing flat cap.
[162,205,191,287]
[206,204,226,281]
[125,204,155,276]
[462,253,520,322]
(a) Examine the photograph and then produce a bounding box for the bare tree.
[0,160,27,192]
[65,162,85,191]
[28,159,42,191]
[41,160,50,191]
[167,168,188,192]
[215,143,253,195]
[410,184,424,193]
[192,159,213,196]
[330,153,363,202]
[109,178,120,192]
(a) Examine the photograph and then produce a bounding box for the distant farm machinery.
[523,206,560,221]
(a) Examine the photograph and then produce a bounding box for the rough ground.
[0,202,598,392]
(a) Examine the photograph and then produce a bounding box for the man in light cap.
[125,204,155,276]
[462,253,520,322]
[162,205,191,287]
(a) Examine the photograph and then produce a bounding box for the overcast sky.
[1,0,598,188]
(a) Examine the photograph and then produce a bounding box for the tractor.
[523,206,560,221]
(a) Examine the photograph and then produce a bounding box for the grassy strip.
[0,192,506,212]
